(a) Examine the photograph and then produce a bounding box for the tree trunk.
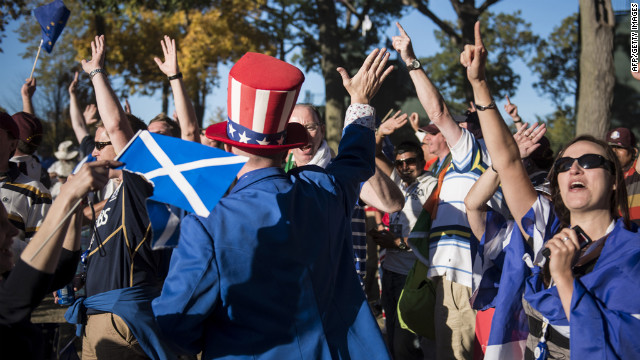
[316,0,346,153]
[455,1,480,104]
[576,0,615,138]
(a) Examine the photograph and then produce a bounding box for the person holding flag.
[152,49,395,358]
[63,35,174,360]
[462,21,640,359]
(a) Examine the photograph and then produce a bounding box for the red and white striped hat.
[206,52,308,155]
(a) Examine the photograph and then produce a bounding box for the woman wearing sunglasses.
[461,22,640,359]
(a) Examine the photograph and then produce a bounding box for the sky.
[0,0,587,127]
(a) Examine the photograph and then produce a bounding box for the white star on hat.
[238,131,250,143]
[256,137,270,145]
[228,124,236,137]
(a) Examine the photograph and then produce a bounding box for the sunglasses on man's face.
[95,141,112,151]
[394,157,418,167]
[554,153,615,174]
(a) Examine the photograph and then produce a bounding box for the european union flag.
[34,0,70,53]
[116,130,247,218]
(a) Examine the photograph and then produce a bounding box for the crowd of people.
[0,19,639,360]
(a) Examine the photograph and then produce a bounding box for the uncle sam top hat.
[206,52,308,155]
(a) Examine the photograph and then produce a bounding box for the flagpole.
[29,39,44,80]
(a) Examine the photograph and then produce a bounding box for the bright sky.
[0,0,582,127]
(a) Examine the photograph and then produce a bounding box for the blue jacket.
[152,107,390,359]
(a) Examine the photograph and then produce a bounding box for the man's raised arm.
[81,35,133,153]
[392,22,462,146]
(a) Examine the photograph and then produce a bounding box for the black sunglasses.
[394,157,418,167]
[95,141,112,151]
[554,154,615,174]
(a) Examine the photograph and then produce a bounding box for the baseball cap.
[606,127,636,149]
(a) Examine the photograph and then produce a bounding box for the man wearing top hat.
[152,49,394,359]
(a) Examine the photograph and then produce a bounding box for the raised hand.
[83,104,98,125]
[378,110,408,137]
[459,22,487,84]
[22,77,37,99]
[513,122,546,159]
[336,48,394,104]
[504,95,520,120]
[154,35,180,77]
[68,71,79,95]
[392,22,418,65]
[81,35,106,74]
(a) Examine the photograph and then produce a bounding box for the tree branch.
[403,0,462,43]
[478,0,501,14]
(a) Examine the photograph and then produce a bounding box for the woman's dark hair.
[547,135,630,229]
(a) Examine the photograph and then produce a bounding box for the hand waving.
[336,48,394,104]
[154,35,180,77]
[378,110,408,137]
[81,35,106,74]
[513,122,546,159]
[459,22,487,84]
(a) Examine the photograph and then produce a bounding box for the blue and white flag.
[146,200,181,249]
[471,210,529,359]
[117,130,247,217]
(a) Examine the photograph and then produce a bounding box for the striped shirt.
[624,159,640,226]
[427,129,507,288]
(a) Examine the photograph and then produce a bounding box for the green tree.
[0,0,28,52]
[529,13,579,108]
[258,0,406,150]
[422,11,539,113]
[404,0,540,104]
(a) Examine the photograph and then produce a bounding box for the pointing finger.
[474,21,484,48]
[505,95,511,105]
[396,22,408,37]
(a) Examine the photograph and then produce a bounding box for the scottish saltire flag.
[117,130,247,217]
[33,0,70,53]
[470,210,529,359]
[147,201,181,249]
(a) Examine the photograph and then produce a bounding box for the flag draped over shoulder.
[470,209,530,360]
[33,0,70,53]
[117,131,247,248]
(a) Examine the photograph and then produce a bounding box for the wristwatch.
[474,100,497,111]
[397,241,409,251]
[407,58,421,71]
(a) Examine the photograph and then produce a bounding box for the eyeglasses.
[554,154,615,174]
[95,141,112,151]
[394,157,418,167]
